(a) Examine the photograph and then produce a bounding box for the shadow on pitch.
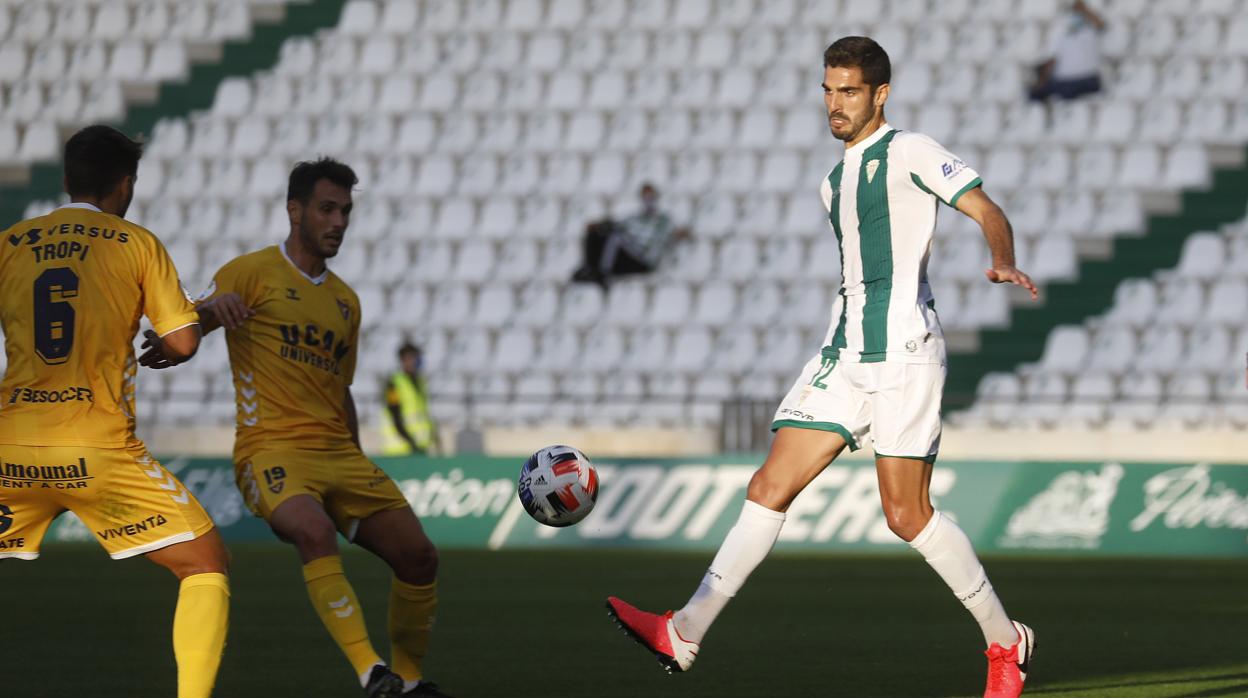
[1027,672,1248,695]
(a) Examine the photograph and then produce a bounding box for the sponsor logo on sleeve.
[941,158,968,179]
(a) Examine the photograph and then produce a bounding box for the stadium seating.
[955,208,1248,430]
[4,0,1248,433]
[0,1,289,168]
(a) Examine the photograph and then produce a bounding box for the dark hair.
[63,125,143,199]
[287,157,358,204]
[823,36,891,89]
[398,342,421,358]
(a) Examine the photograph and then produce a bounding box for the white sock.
[673,500,786,644]
[403,679,421,692]
[359,662,385,689]
[909,511,1019,649]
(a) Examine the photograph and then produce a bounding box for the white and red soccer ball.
[518,445,599,527]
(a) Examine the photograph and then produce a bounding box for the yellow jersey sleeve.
[141,235,199,337]
[209,253,262,307]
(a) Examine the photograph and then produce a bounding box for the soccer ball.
[517,445,599,527]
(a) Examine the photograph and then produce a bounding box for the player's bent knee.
[397,538,438,584]
[150,531,230,579]
[285,518,339,556]
[745,469,792,512]
[881,503,928,543]
[202,533,231,573]
[419,539,439,570]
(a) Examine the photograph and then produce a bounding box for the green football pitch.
[4,545,1246,697]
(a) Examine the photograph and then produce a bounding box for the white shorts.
[771,351,946,462]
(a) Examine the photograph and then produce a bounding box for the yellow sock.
[389,578,438,684]
[173,572,230,698]
[303,555,384,681]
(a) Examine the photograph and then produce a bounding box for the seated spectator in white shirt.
[571,183,690,290]
[1029,0,1107,102]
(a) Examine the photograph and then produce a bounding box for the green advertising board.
[43,456,1248,557]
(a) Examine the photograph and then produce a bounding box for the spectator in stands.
[1028,0,1107,102]
[381,342,440,456]
[571,182,690,289]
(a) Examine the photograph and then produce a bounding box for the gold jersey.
[0,204,199,448]
[208,245,361,456]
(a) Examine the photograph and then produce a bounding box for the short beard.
[297,218,336,259]
[831,105,876,143]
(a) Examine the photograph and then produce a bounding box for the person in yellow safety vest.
[381,343,439,456]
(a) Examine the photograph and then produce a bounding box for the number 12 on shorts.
[810,356,836,390]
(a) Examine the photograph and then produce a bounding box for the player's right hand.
[138,329,178,369]
[202,292,254,330]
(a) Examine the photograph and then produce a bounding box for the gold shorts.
[0,444,216,560]
[235,447,409,540]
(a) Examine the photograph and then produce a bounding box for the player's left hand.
[138,329,179,369]
[201,292,254,330]
[985,265,1039,300]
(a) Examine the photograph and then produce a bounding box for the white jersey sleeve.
[900,132,983,208]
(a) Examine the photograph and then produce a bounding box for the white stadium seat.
[530,327,578,372]
[512,283,560,328]
[1069,373,1115,427]
[1187,325,1233,372]
[1085,326,1136,373]
[338,0,378,36]
[1038,325,1090,374]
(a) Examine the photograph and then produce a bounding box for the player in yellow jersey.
[0,125,230,698]
[150,158,449,698]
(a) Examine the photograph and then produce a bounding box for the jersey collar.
[58,202,103,212]
[845,122,893,155]
[280,241,329,286]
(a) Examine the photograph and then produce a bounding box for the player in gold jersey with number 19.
[146,158,449,698]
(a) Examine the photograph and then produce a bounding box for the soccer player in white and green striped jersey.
[607,36,1040,698]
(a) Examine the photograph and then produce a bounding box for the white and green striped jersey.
[819,122,982,364]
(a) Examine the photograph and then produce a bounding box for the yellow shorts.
[0,444,216,560]
[235,447,409,540]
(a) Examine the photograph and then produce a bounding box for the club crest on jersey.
[866,160,880,183]
[286,288,301,301]
[337,299,351,321]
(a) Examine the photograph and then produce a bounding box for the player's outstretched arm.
[955,186,1039,301]
[196,292,254,336]
[138,325,202,369]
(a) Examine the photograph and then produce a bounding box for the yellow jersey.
[208,245,361,456]
[0,204,199,448]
